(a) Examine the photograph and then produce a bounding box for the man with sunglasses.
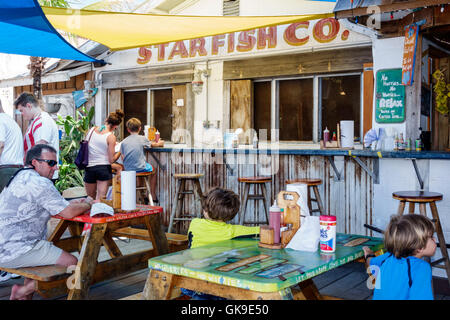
[0,144,96,300]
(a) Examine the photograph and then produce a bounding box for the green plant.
[433,69,450,115]
[55,106,95,192]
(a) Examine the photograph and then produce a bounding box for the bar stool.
[393,190,450,284]
[238,176,271,225]
[136,171,154,206]
[285,178,325,215]
[168,173,204,233]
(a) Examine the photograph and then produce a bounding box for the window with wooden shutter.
[223,0,239,16]
[230,79,252,144]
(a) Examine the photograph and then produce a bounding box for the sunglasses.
[36,159,58,167]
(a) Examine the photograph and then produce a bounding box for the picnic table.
[143,233,384,300]
[49,204,169,299]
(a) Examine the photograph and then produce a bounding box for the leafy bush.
[55,106,94,192]
[433,69,450,115]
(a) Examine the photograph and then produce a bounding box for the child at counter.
[181,187,260,300]
[120,118,164,203]
[363,214,436,300]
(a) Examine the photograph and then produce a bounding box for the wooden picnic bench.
[0,205,177,300]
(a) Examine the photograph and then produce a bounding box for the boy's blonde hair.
[126,117,141,133]
[384,214,434,258]
[201,187,240,222]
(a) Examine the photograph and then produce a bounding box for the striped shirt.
[23,112,59,178]
[24,112,59,156]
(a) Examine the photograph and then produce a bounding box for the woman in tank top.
[83,110,124,200]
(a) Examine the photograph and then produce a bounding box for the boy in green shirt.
[187,187,260,248]
[183,187,259,299]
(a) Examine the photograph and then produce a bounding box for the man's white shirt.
[0,113,24,165]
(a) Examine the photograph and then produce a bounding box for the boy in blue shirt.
[120,118,163,202]
[363,214,436,300]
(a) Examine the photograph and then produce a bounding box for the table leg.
[67,223,107,300]
[144,214,169,256]
[296,279,323,300]
[102,231,123,258]
[48,219,69,242]
[68,222,84,252]
[142,269,175,300]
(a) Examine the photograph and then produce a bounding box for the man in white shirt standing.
[0,99,24,193]
[14,92,59,181]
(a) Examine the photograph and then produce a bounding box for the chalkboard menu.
[375,68,405,123]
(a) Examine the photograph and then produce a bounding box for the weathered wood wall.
[147,151,375,236]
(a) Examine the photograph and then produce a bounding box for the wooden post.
[405,34,422,143]
[113,175,121,210]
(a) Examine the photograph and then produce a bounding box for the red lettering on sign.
[257,26,277,49]
[237,30,256,52]
[283,22,310,46]
[155,43,169,61]
[212,34,226,55]
[168,41,189,59]
[313,18,340,43]
[190,38,208,57]
[341,29,350,41]
[228,33,235,53]
[137,47,152,64]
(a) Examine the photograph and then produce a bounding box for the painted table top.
[148,233,384,293]
[54,205,163,224]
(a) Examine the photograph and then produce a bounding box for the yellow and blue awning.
[0,0,100,61]
[42,7,334,51]
[1,0,334,59]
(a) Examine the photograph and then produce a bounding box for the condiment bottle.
[332,131,337,141]
[398,133,405,151]
[269,201,281,244]
[155,130,160,143]
[252,133,258,149]
[323,127,330,143]
[405,138,411,151]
